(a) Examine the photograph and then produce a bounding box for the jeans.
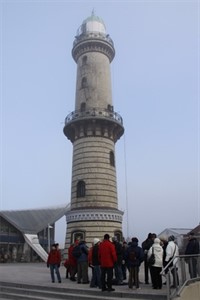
[90,265,102,288]
[128,265,139,288]
[49,264,61,282]
[114,263,123,284]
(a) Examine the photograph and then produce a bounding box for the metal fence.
[161,254,200,300]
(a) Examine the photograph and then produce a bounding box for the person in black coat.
[125,237,144,289]
[185,232,200,278]
[142,233,154,284]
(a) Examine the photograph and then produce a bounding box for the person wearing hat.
[165,235,179,288]
[185,232,200,278]
[88,238,102,289]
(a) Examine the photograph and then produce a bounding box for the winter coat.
[185,238,200,255]
[68,244,77,267]
[113,241,123,264]
[47,249,61,265]
[88,244,100,266]
[165,241,179,266]
[77,241,88,263]
[99,239,117,268]
[148,240,163,268]
[125,241,144,267]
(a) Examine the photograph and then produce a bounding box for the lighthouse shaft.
[63,15,124,248]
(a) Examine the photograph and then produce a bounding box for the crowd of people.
[46,232,199,292]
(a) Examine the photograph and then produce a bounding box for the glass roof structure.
[0,204,70,234]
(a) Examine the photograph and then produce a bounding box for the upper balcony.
[73,32,114,48]
[64,108,123,126]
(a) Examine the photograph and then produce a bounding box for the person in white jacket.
[165,235,179,288]
[148,238,163,289]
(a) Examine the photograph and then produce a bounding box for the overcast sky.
[0,0,199,247]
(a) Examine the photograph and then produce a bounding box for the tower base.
[64,208,123,256]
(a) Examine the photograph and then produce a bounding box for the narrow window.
[110,151,115,167]
[81,77,87,88]
[77,180,85,197]
[80,102,86,112]
[82,56,87,65]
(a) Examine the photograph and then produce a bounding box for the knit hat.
[93,238,100,245]
[168,235,175,241]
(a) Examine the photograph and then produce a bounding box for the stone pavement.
[0,262,167,298]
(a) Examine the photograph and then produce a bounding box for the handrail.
[64,108,123,126]
[160,254,200,300]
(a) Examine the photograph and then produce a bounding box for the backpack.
[72,245,82,258]
[129,250,136,262]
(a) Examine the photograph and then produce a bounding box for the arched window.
[81,77,87,88]
[110,151,115,167]
[82,55,87,65]
[77,180,86,198]
[80,102,86,112]
[71,230,85,244]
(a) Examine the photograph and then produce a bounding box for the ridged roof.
[0,204,70,234]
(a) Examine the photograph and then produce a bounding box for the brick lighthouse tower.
[63,13,124,249]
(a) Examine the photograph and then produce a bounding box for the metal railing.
[64,108,123,126]
[160,254,200,300]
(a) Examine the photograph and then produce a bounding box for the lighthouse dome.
[77,13,106,36]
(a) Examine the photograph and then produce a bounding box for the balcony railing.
[73,32,114,47]
[64,108,123,126]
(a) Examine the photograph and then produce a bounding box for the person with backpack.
[75,240,89,284]
[185,232,200,278]
[125,237,144,289]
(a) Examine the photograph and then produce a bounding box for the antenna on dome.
[91,9,95,16]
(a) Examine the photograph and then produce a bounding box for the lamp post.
[47,224,53,253]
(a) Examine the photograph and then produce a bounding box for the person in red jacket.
[68,241,78,281]
[98,234,117,292]
[47,244,61,283]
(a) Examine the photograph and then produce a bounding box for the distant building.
[158,227,193,253]
[0,204,69,263]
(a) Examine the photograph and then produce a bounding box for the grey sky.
[0,0,199,246]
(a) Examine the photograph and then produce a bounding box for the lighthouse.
[63,13,124,249]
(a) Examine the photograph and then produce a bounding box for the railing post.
[180,257,186,284]
[166,272,171,300]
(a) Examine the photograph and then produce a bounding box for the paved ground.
[0,262,167,297]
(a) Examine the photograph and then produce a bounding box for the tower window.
[80,102,86,112]
[110,151,115,167]
[71,230,85,244]
[81,77,87,88]
[77,180,86,197]
[82,56,87,65]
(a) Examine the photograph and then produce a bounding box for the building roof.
[0,204,70,234]
[158,228,192,238]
